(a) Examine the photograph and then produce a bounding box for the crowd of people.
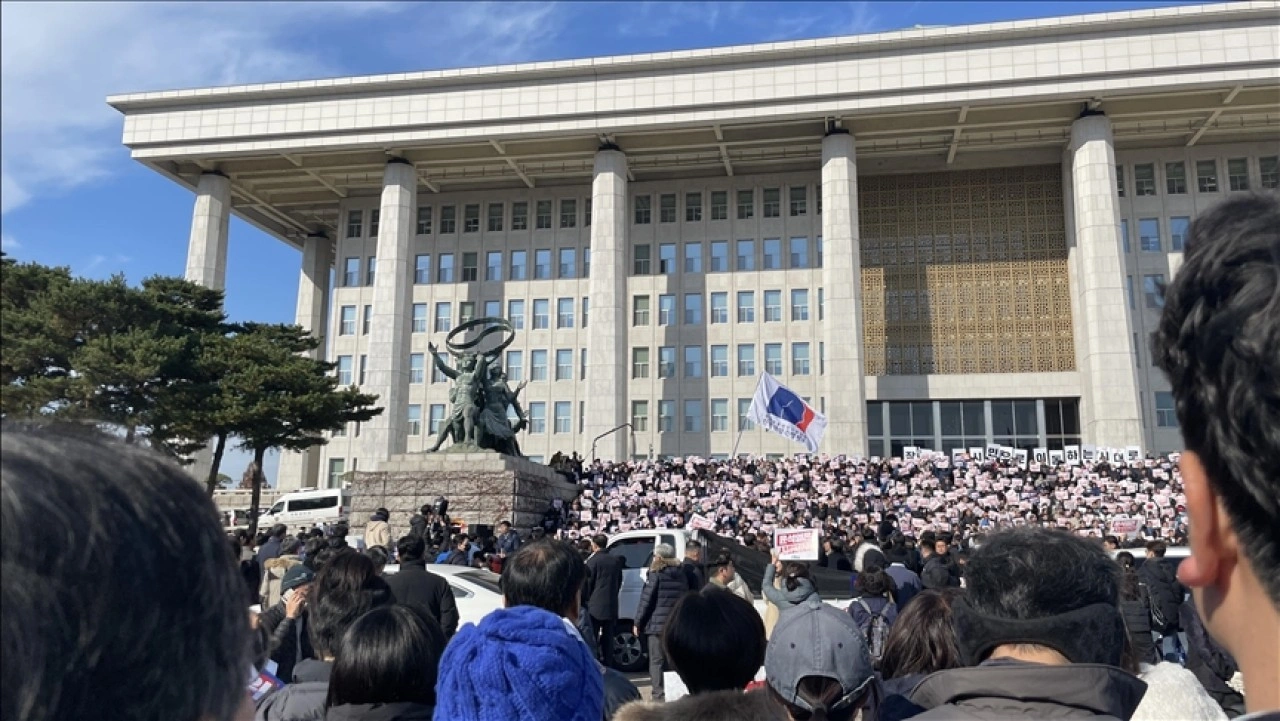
[1,194,1276,721]
[552,450,1191,553]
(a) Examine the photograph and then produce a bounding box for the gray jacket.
[255,660,331,721]
[908,660,1148,721]
[761,563,817,608]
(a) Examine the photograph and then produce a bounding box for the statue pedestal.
[349,452,580,536]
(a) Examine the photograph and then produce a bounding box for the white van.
[258,488,351,529]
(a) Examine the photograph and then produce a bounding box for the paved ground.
[626,671,653,701]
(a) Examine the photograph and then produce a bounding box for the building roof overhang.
[108,1,1280,248]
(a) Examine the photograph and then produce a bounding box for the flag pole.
[731,373,765,458]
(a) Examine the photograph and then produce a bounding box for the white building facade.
[109,2,1280,489]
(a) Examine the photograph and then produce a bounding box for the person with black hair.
[501,539,640,720]
[323,605,446,721]
[614,588,778,721]
[495,520,522,557]
[906,527,1146,720]
[635,543,692,702]
[1138,540,1186,659]
[823,537,854,572]
[1,428,253,721]
[1115,552,1159,667]
[366,546,389,576]
[1150,192,1279,717]
[255,553,394,721]
[681,540,707,590]
[384,535,458,638]
[921,533,961,590]
[706,551,754,603]
[762,552,818,612]
[583,533,624,668]
[258,524,290,564]
[848,565,898,664]
[882,534,923,609]
[363,508,391,551]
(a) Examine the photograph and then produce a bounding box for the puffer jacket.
[635,558,691,635]
[260,555,302,608]
[255,659,331,721]
[613,689,786,721]
[760,563,817,610]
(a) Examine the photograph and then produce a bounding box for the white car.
[382,563,504,628]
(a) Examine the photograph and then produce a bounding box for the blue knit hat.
[433,605,604,721]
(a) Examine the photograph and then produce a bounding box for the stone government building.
[109,2,1280,490]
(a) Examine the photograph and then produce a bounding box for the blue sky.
[0,0,1190,481]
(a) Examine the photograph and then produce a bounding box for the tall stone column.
[361,160,417,468]
[582,147,629,460]
[820,131,868,456]
[184,171,232,484]
[1066,114,1144,448]
[185,172,232,290]
[277,232,334,490]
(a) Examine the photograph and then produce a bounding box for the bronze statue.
[426,318,527,456]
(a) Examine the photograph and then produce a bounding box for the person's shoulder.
[614,689,785,721]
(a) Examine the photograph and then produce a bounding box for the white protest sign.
[970,447,986,461]
[1082,445,1097,461]
[1049,450,1065,465]
[687,514,716,531]
[1033,448,1048,464]
[952,448,966,462]
[774,528,821,561]
[998,446,1015,461]
[1064,445,1081,465]
[986,444,1002,462]
[1127,446,1142,462]
[1014,449,1029,467]
[903,446,919,461]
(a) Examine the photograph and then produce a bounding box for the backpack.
[855,598,892,662]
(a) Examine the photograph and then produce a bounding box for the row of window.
[341,248,592,288]
[347,199,593,239]
[1118,217,1190,255]
[1116,156,1278,198]
[631,342,823,379]
[633,237,821,275]
[633,187,819,225]
[343,183,827,240]
[632,288,824,326]
[631,398,775,433]
[866,399,1082,458]
[338,297,591,338]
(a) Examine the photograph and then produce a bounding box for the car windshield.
[456,570,502,595]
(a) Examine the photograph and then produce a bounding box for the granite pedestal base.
[350,451,580,536]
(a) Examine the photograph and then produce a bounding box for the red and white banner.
[773,528,821,561]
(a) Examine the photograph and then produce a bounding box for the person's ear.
[1177,451,1238,589]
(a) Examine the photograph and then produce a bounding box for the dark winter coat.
[681,559,707,591]
[256,536,284,565]
[885,563,923,609]
[1181,601,1247,718]
[1119,594,1158,666]
[921,555,961,590]
[908,659,1148,720]
[260,601,313,684]
[824,551,854,573]
[384,562,459,637]
[255,659,331,721]
[584,551,624,620]
[443,550,468,566]
[495,530,522,556]
[635,559,691,635]
[1138,558,1185,634]
[324,702,433,721]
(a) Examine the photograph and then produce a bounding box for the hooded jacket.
[907,659,1148,721]
[260,555,302,608]
[635,558,691,635]
[324,702,433,721]
[363,517,391,550]
[760,563,817,610]
[613,689,786,721]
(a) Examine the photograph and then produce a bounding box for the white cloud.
[616,2,746,38]
[1,232,19,252]
[0,2,412,216]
